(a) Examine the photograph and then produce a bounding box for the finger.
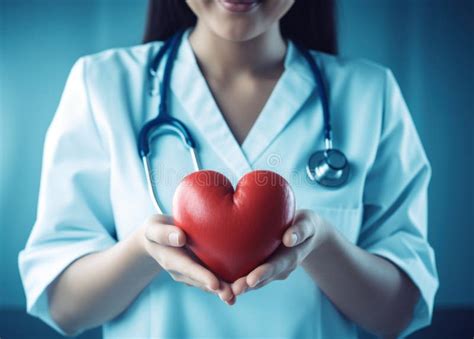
[150,245,220,290]
[169,247,220,291]
[174,273,214,293]
[225,294,236,306]
[246,263,275,288]
[246,247,297,288]
[145,223,187,247]
[283,216,315,247]
[180,248,233,301]
[231,276,249,296]
[217,281,236,305]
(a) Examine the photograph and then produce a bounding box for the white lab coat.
[19,26,438,338]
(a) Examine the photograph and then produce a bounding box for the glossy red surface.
[173,170,295,282]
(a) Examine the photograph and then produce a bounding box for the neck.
[187,22,287,79]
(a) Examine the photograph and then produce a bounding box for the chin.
[210,21,265,42]
[192,0,281,43]
[216,28,258,42]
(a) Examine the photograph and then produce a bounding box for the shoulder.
[64,41,167,108]
[61,41,166,136]
[82,40,165,68]
[76,40,165,81]
[309,50,392,92]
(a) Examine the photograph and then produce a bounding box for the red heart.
[172,170,295,283]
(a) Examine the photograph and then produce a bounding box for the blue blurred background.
[1,0,473,338]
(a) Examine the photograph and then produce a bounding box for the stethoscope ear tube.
[294,43,332,142]
[138,116,196,157]
[138,114,201,213]
[138,116,201,214]
[140,29,201,213]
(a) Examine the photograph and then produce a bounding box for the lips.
[217,0,261,13]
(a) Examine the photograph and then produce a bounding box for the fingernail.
[290,232,298,246]
[169,232,179,246]
[250,279,261,288]
[208,285,218,292]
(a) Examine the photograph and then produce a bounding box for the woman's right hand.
[140,214,235,305]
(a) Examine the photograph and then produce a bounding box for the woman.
[19,0,438,338]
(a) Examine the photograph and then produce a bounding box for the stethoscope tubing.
[139,28,350,213]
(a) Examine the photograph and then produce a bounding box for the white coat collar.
[164,26,317,179]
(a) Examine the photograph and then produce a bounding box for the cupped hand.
[142,214,235,305]
[230,209,331,296]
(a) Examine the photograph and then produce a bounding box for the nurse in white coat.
[19,0,438,338]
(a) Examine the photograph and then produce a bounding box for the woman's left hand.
[231,209,332,296]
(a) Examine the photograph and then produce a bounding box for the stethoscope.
[138,28,350,213]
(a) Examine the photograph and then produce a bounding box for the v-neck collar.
[240,38,316,164]
[163,26,316,179]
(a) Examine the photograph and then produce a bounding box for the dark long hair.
[143,0,338,55]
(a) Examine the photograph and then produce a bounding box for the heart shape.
[172,170,295,282]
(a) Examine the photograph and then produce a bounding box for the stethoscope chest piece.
[306,148,350,188]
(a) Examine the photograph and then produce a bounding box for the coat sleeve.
[357,68,439,337]
[18,56,117,334]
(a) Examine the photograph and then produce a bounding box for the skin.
[47,0,419,337]
[186,0,293,144]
